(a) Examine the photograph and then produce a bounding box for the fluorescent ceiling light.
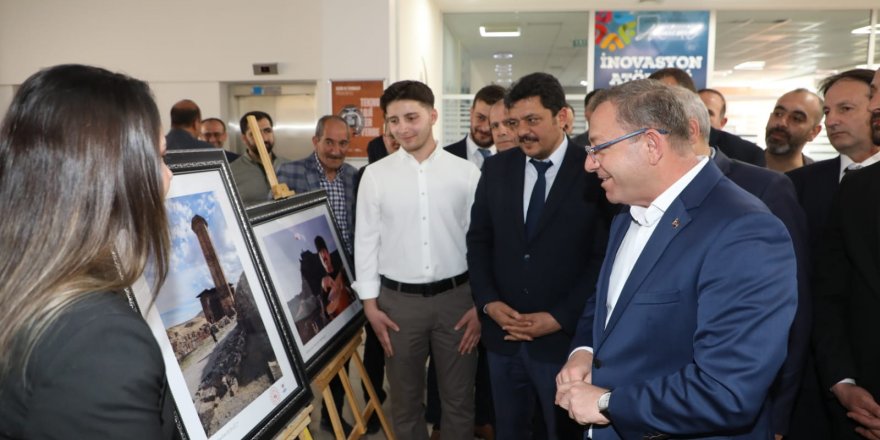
[734,61,766,71]
[493,52,514,60]
[851,24,880,35]
[480,25,521,38]
[580,80,589,87]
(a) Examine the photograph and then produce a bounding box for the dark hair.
[505,72,567,116]
[170,99,202,127]
[818,68,875,97]
[648,68,697,93]
[380,80,435,114]
[590,79,692,153]
[0,64,170,382]
[584,89,603,108]
[314,235,328,251]
[239,111,273,134]
[315,115,350,139]
[201,117,227,133]
[697,88,727,117]
[473,84,506,107]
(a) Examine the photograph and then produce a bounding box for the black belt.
[380,272,468,296]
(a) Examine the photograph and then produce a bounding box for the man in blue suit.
[556,79,797,439]
[467,72,609,439]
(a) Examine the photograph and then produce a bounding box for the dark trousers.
[486,344,582,440]
[426,342,494,427]
[361,324,388,403]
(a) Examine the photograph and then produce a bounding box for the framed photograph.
[247,190,365,378]
[127,149,311,440]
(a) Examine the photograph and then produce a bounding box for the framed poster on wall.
[127,149,311,440]
[330,79,385,158]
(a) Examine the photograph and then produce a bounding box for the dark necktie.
[525,159,552,239]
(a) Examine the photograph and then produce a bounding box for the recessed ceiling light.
[579,80,589,87]
[733,61,766,71]
[851,24,880,35]
[480,25,521,38]
[493,52,514,60]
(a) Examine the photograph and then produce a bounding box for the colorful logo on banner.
[594,11,710,89]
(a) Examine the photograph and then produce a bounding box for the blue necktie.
[478,148,492,169]
[525,159,552,239]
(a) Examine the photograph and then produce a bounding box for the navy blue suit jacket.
[710,127,766,167]
[786,156,841,254]
[715,150,811,435]
[467,143,608,362]
[574,161,797,439]
[444,137,467,159]
[164,127,216,151]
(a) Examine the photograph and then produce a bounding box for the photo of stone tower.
[191,214,236,323]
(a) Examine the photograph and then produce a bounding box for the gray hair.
[669,86,711,144]
[590,79,692,153]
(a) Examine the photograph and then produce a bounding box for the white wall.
[0,0,391,129]
[396,0,445,144]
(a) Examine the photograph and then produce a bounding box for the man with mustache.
[276,115,358,434]
[445,84,506,168]
[811,67,880,440]
[467,72,608,439]
[764,89,824,172]
[229,110,288,206]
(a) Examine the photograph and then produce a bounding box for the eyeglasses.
[586,127,669,163]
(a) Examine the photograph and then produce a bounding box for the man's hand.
[363,299,399,357]
[485,301,522,329]
[555,381,610,426]
[556,350,593,385]
[502,312,561,341]
[832,383,880,439]
[454,306,481,355]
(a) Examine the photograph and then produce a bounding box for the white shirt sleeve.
[353,167,382,300]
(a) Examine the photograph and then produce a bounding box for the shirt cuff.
[834,378,857,391]
[569,346,594,358]
[353,280,380,300]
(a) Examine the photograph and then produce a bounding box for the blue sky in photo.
[260,214,337,303]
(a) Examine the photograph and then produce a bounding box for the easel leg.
[352,350,394,439]
[321,387,346,439]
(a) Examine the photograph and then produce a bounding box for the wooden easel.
[245,114,295,199]
[274,404,315,439]
[312,333,394,439]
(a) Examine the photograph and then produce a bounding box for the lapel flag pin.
[671,218,680,229]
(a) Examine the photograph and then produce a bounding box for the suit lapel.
[594,209,632,341]
[507,149,528,242]
[598,161,722,345]
[530,140,584,241]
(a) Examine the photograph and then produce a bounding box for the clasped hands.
[554,350,610,426]
[484,301,561,341]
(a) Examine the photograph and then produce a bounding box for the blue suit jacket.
[575,161,798,439]
[714,151,811,435]
[467,143,609,362]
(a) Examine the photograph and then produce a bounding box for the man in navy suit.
[648,68,766,167]
[164,99,217,151]
[674,86,811,439]
[445,84,505,168]
[467,72,608,439]
[556,79,797,439]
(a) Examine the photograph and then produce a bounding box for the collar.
[537,134,568,166]
[466,133,496,157]
[630,156,709,227]
[840,150,880,175]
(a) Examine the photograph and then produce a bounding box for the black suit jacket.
[786,156,841,255]
[714,150,811,434]
[812,161,880,415]
[165,127,216,151]
[366,136,388,164]
[710,127,766,167]
[444,136,467,159]
[467,143,608,362]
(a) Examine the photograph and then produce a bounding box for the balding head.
[170,99,202,136]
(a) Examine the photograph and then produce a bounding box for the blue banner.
[593,11,710,89]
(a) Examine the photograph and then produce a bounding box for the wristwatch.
[597,391,611,416]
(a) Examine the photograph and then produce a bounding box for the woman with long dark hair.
[0,64,175,438]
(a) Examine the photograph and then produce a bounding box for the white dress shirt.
[522,136,569,219]
[466,134,496,169]
[839,150,880,182]
[353,146,481,300]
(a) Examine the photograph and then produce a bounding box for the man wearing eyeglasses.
[467,72,609,439]
[555,79,797,440]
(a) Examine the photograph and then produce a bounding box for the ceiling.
[443,9,878,94]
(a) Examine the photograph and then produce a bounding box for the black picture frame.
[246,190,365,378]
[126,149,311,440]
